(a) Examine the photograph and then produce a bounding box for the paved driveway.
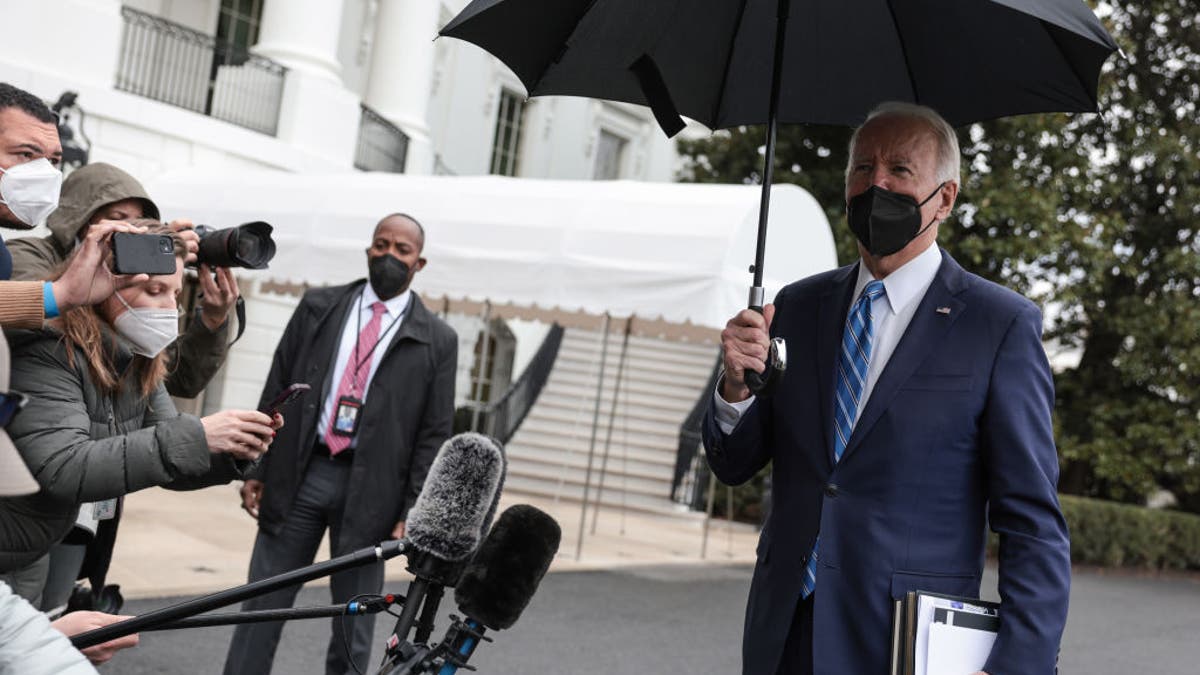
[114,563,1200,674]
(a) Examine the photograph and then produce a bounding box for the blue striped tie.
[800,279,886,599]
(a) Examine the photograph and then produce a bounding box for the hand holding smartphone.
[111,232,177,275]
[260,383,311,417]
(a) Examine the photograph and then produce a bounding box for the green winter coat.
[0,327,243,573]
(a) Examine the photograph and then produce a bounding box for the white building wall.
[1,0,683,181]
[123,0,219,33]
[0,0,690,413]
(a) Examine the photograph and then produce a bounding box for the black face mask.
[847,183,946,257]
[368,254,410,300]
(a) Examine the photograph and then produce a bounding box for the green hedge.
[983,495,1200,570]
[718,475,1200,571]
[1059,494,1200,571]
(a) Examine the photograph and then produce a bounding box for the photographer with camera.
[6,161,244,611]
[8,162,239,397]
[0,221,281,604]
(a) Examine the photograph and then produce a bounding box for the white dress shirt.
[714,243,943,434]
[316,284,411,445]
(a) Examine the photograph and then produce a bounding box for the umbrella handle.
[745,288,786,397]
[745,336,786,397]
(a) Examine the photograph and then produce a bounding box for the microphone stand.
[71,540,407,649]
[378,551,468,672]
[377,614,490,675]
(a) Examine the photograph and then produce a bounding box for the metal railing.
[672,356,722,509]
[115,6,285,135]
[459,323,564,445]
[355,105,409,173]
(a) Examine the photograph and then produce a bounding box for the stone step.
[498,327,710,524]
[538,381,700,417]
[530,396,691,432]
[501,473,699,520]
[524,403,688,439]
[541,370,710,407]
[507,460,670,499]
[517,416,678,448]
[556,342,717,370]
[504,425,676,461]
[505,442,675,483]
[561,331,718,360]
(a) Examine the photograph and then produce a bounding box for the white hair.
[846,102,961,185]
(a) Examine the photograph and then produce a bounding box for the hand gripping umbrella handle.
[745,288,787,397]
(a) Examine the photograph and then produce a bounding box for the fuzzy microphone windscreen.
[405,432,505,562]
[454,504,561,630]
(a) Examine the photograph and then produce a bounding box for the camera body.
[193,221,276,269]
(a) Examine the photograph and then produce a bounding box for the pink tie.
[325,301,388,455]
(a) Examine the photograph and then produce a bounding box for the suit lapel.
[817,265,859,467]
[378,292,432,363]
[839,252,968,463]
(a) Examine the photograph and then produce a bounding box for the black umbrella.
[441,0,1119,391]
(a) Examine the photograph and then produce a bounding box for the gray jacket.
[0,327,242,573]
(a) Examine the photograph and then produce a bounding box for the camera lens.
[159,236,173,253]
[193,222,276,269]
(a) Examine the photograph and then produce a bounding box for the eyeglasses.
[0,390,28,428]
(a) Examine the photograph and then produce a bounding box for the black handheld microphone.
[437,504,562,674]
[385,433,505,653]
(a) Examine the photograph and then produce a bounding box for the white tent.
[147,171,837,330]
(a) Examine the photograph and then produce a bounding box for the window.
[489,89,525,176]
[216,0,264,64]
[593,129,627,180]
[468,319,515,406]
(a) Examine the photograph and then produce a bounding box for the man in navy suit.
[704,102,1070,675]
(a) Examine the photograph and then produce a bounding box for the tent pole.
[701,465,718,559]
[591,316,632,535]
[575,313,611,560]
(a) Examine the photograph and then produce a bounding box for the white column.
[364,0,440,175]
[252,0,360,167]
[254,0,345,82]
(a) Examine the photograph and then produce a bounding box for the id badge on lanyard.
[332,395,363,436]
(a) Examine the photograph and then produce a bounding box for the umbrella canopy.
[441,0,1119,132]
[442,0,1119,396]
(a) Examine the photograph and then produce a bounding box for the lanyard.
[349,292,404,393]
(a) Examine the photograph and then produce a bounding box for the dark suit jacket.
[254,280,457,550]
[703,250,1070,675]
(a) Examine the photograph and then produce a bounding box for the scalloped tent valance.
[148,171,837,330]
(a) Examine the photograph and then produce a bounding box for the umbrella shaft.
[752,0,792,296]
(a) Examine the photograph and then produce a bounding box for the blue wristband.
[43,281,60,318]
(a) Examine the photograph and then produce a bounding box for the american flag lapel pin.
[936,306,951,315]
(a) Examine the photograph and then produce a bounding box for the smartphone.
[112,232,177,275]
[260,383,311,417]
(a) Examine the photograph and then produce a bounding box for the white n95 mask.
[113,293,179,358]
[0,158,63,228]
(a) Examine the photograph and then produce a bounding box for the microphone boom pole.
[72,540,406,649]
